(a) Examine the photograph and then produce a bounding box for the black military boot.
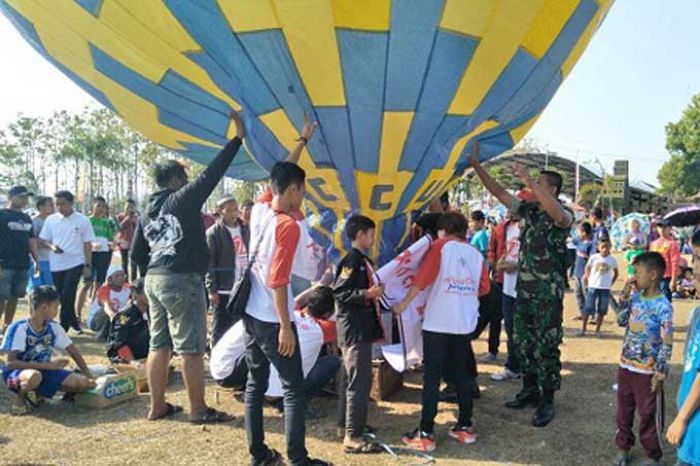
[504,375,540,409]
[532,389,555,427]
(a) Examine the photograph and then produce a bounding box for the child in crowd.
[107,278,150,363]
[625,219,647,250]
[86,266,130,341]
[666,231,700,465]
[572,222,594,321]
[393,212,490,452]
[581,238,618,336]
[613,252,673,466]
[676,268,697,299]
[2,286,95,415]
[333,215,385,454]
[625,237,645,279]
[468,210,489,259]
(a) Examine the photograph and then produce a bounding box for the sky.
[0,1,698,186]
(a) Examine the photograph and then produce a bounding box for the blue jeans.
[660,277,673,302]
[502,294,520,374]
[584,288,611,317]
[574,277,586,316]
[304,354,340,399]
[243,315,307,465]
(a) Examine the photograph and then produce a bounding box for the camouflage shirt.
[512,199,573,299]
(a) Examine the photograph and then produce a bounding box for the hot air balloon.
[0,0,614,264]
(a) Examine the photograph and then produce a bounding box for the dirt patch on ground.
[0,273,694,465]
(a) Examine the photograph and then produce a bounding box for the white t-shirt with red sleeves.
[245,200,301,324]
[89,284,130,319]
[413,238,490,335]
[587,253,618,290]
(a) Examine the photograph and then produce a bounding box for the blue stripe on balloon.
[90,45,230,140]
[314,107,359,210]
[395,114,468,213]
[236,29,333,166]
[384,0,444,111]
[377,214,408,265]
[160,71,230,115]
[164,0,280,116]
[398,30,479,172]
[177,142,269,180]
[337,30,388,173]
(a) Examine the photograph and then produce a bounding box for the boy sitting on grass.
[2,286,95,415]
[613,252,673,466]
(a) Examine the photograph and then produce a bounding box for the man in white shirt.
[39,191,95,332]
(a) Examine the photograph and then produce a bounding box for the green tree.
[659,93,700,198]
[578,182,602,207]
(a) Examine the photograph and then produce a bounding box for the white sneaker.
[490,368,521,381]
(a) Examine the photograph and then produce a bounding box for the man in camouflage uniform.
[471,147,573,427]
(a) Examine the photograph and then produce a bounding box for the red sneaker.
[449,424,478,444]
[401,428,436,452]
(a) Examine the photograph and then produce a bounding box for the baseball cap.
[216,196,238,209]
[106,266,124,281]
[629,237,641,246]
[516,189,535,202]
[8,186,33,198]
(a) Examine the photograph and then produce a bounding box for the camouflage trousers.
[513,292,564,392]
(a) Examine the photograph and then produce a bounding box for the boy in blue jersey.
[614,252,673,466]
[666,230,700,466]
[2,286,95,415]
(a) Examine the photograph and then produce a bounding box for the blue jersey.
[470,230,489,258]
[678,306,700,465]
[573,238,593,279]
[1,319,72,362]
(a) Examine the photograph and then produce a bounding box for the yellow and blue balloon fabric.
[1,0,614,264]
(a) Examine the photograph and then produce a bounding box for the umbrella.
[664,205,700,228]
[610,213,650,251]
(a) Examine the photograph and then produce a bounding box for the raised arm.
[286,112,318,164]
[513,163,572,228]
[469,142,516,210]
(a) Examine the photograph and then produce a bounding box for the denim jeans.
[574,277,586,316]
[211,295,237,347]
[421,331,475,433]
[52,264,83,330]
[502,294,520,374]
[305,354,340,399]
[584,288,611,317]
[660,277,673,302]
[472,281,503,355]
[243,315,307,466]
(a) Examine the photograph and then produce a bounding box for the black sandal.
[190,407,235,425]
[344,440,383,454]
[149,403,183,421]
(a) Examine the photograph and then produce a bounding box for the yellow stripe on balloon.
[445,0,543,116]
[520,0,579,59]
[331,0,390,31]
[355,112,414,222]
[508,113,541,146]
[561,0,614,78]
[272,0,346,106]
[220,0,279,32]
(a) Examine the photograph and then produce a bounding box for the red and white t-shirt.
[91,284,130,316]
[413,238,490,335]
[245,199,301,323]
[502,223,521,298]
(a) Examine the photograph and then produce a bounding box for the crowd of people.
[0,112,699,466]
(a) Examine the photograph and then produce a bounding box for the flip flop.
[149,403,183,421]
[190,407,235,425]
[344,441,383,455]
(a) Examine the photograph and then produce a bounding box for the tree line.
[0,107,259,213]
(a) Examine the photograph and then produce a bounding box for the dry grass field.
[0,263,695,465]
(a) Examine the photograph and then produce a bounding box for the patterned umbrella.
[664,205,700,228]
[610,213,650,251]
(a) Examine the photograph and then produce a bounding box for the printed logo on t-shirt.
[7,221,32,232]
[24,333,53,362]
[443,276,476,295]
[143,214,183,262]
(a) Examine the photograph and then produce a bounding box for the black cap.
[8,186,33,198]
[658,218,672,228]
